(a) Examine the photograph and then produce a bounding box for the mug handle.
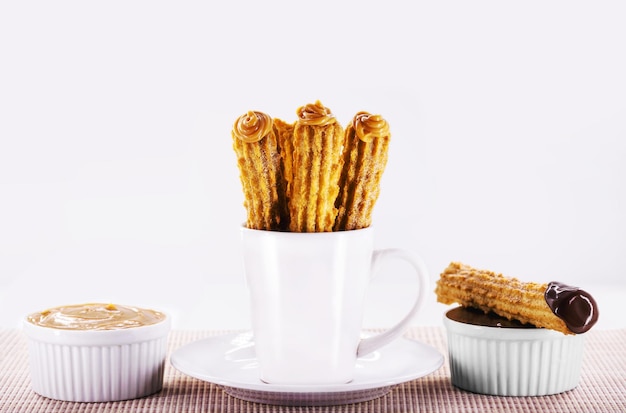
[356,248,428,357]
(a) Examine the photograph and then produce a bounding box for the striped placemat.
[1,327,624,412]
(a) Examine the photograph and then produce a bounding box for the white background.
[1,1,624,330]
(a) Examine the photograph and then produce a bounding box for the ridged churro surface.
[273,117,295,204]
[334,112,390,231]
[288,101,345,232]
[435,262,572,334]
[232,111,289,231]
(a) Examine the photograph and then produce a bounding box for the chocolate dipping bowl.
[443,306,584,396]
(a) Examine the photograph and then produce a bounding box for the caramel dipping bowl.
[443,307,584,396]
[22,305,171,402]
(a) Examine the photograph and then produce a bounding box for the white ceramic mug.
[240,226,429,385]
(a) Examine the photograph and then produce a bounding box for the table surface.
[1,327,624,413]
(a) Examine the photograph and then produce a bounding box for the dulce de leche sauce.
[296,100,337,126]
[232,111,273,143]
[353,111,390,143]
[27,303,166,331]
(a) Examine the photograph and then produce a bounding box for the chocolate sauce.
[446,306,536,328]
[545,282,599,334]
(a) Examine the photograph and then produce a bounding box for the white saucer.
[170,331,444,406]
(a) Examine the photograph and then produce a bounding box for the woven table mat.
[1,327,624,413]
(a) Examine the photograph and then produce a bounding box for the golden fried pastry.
[334,111,390,231]
[435,262,599,335]
[289,101,345,232]
[232,111,289,231]
[272,117,295,203]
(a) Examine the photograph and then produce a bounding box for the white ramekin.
[22,311,171,402]
[443,308,584,396]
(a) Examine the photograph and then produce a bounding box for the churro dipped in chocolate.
[334,111,390,231]
[289,101,345,232]
[232,111,289,231]
[435,262,599,335]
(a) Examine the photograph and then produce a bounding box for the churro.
[232,111,289,231]
[289,101,345,232]
[273,117,295,203]
[334,111,390,231]
[435,262,599,334]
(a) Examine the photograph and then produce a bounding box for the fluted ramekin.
[443,308,584,396]
[22,311,171,402]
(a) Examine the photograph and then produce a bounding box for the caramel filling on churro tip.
[296,100,337,126]
[353,111,391,142]
[232,110,273,143]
